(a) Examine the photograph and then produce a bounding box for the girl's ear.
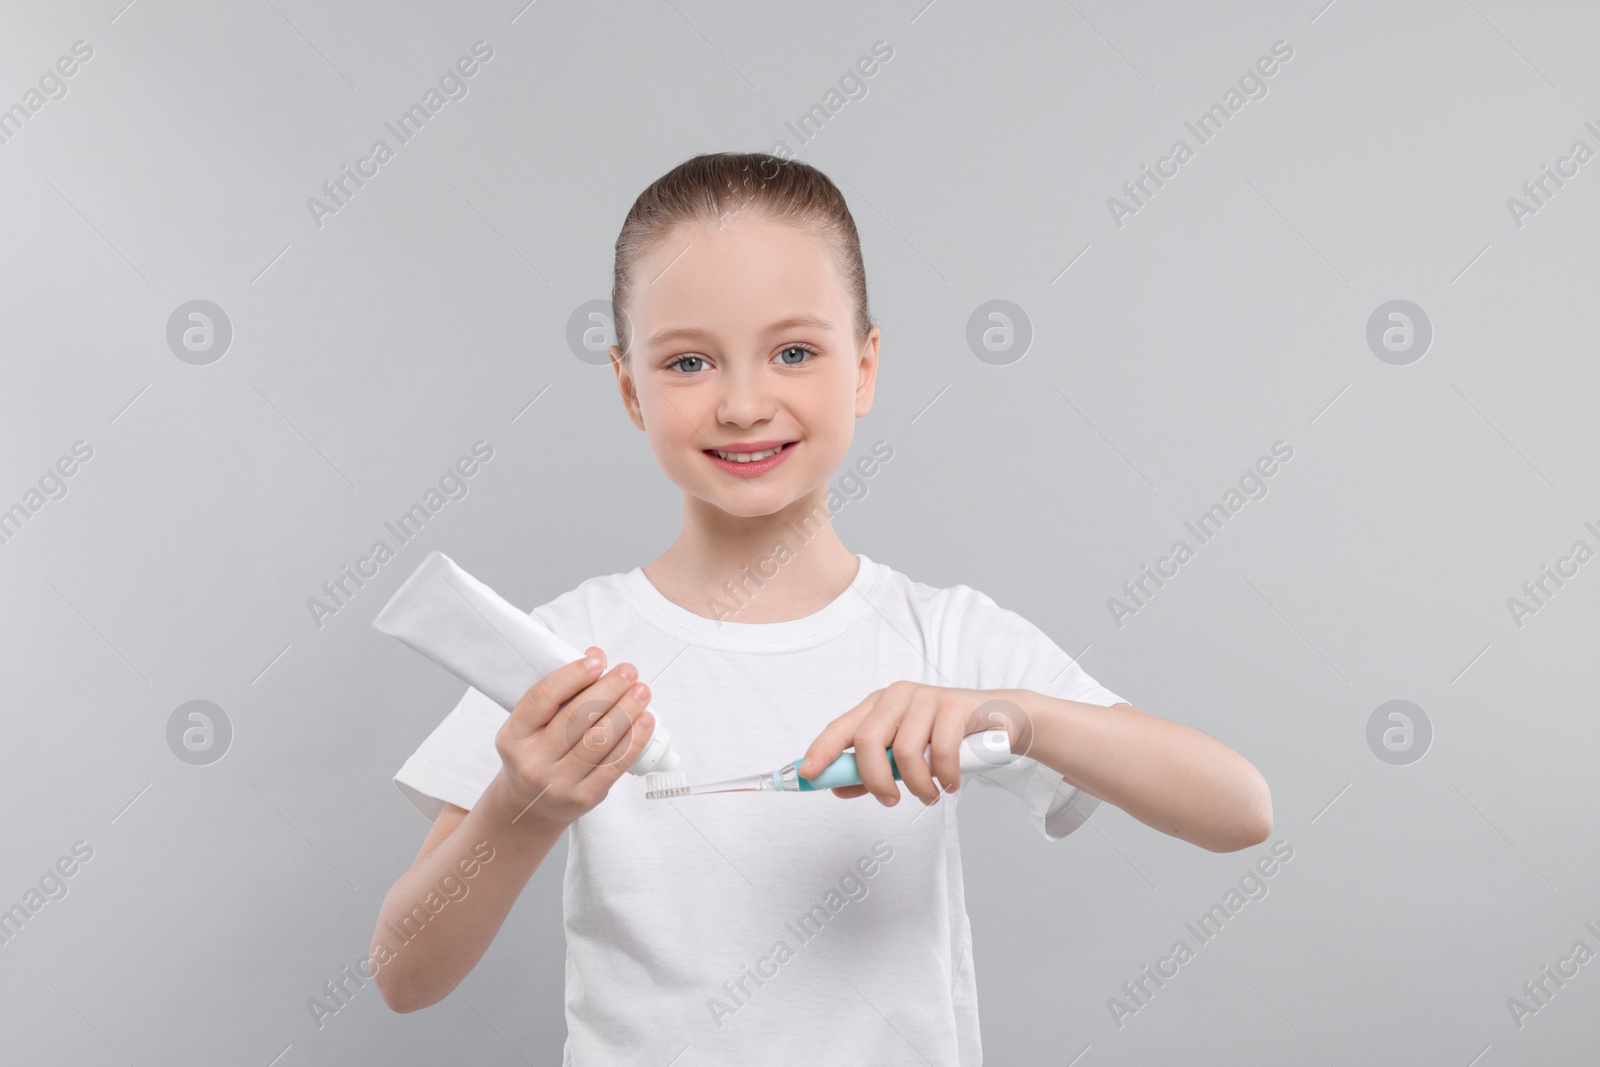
[854,326,880,418]
[611,346,647,431]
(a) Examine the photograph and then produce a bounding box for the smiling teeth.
[713,445,785,462]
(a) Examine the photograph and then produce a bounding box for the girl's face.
[611,214,879,519]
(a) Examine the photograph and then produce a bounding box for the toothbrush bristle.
[644,769,690,800]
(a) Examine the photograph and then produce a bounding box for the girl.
[373,151,1271,1065]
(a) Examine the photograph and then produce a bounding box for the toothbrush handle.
[797,728,1017,791]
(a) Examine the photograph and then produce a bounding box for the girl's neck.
[641,492,860,624]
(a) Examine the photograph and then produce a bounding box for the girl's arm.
[801,682,1271,853]
[372,649,657,1011]
[371,769,566,1013]
[1007,691,1272,853]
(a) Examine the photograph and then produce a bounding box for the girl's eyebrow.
[646,314,836,350]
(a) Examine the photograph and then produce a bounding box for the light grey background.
[2,0,1596,1063]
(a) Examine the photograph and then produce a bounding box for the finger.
[574,682,657,789]
[892,696,941,805]
[567,674,651,774]
[798,689,880,778]
[854,687,910,806]
[930,703,970,794]
[505,647,607,738]
[552,666,645,767]
[830,784,869,799]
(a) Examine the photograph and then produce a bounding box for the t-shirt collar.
[617,553,882,652]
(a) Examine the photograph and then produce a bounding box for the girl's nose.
[716,365,777,423]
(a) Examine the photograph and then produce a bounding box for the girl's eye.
[775,344,816,366]
[667,346,815,374]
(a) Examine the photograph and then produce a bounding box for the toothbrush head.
[644,769,690,800]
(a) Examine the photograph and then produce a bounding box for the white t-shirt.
[393,553,1126,1066]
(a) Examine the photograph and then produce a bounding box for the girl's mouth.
[703,441,797,478]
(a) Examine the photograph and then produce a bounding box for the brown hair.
[610,151,874,359]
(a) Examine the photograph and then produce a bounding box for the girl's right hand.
[493,647,655,831]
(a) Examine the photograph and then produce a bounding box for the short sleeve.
[393,685,508,821]
[943,586,1127,841]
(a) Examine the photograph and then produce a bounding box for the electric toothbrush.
[643,727,1017,799]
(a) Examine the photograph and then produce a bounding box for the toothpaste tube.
[372,550,681,776]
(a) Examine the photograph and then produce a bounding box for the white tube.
[372,550,681,776]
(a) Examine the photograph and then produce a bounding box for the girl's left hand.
[796,682,1032,807]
